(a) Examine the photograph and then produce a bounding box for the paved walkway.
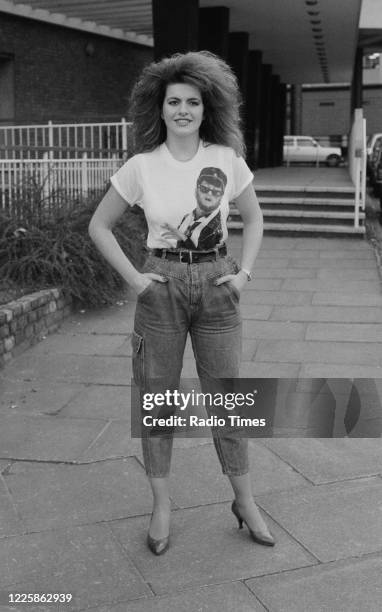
[1,187,382,610]
[253,165,355,191]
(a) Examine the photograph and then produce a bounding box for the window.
[297,138,315,147]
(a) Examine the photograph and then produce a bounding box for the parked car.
[367,133,382,178]
[367,133,382,157]
[369,146,382,210]
[283,136,342,167]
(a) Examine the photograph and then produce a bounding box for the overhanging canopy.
[0,0,363,84]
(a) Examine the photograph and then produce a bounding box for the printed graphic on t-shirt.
[160,167,227,250]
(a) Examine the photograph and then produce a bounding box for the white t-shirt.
[110,140,253,250]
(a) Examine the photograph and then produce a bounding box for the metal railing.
[348,108,367,229]
[0,154,123,217]
[0,119,133,159]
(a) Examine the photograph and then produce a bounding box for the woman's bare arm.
[88,186,165,294]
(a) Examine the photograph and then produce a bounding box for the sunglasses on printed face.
[198,183,223,197]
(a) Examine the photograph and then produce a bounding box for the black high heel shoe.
[147,532,170,556]
[231,500,275,547]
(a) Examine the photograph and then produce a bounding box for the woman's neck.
[165,135,200,161]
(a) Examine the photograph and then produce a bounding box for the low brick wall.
[0,288,72,367]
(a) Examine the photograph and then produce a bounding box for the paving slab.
[167,442,309,509]
[0,380,83,416]
[306,322,382,342]
[243,321,306,340]
[246,554,382,612]
[109,504,317,595]
[0,413,106,461]
[280,278,380,293]
[254,268,317,279]
[90,582,266,612]
[242,339,258,361]
[237,304,273,320]
[294,237,373,250]
[239,362,301,377]
[0,475,24,537]
[240,290,313,306]
[289,257,379,269]
[254,257,290,268]
[251,279,284,290]
[0,460,10,473]
[317,268,380,281]
[312,291,382,306]
[318,249,376,260]
[30,333,128,356]
[271,305,382,323]
[60,384,131,420]
[4,458,152,531]
[113,336,135,356]
[255,339,382,366]
[76,419,142,462]
[1,354,132,385]
[60,303,135,335]
[258,249,319,259]
[262,439,382,483]
[0,523,151,610]
[257,477,382,562]
[300,363,382,378]
[260,236,299,249]
[180,358,198,377]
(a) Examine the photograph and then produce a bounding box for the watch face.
[241,268,252,281]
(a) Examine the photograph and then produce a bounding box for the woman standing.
[89,51,274,555]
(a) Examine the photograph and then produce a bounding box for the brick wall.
[0,288,72,367]
[0,12,153,123]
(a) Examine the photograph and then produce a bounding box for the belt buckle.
[180,251,192,264]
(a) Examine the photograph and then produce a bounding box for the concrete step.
[259,196,355,207]
[229,208,364,221]
[254,184,355,195]
[228,220,365,236]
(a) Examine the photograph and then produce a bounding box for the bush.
[0,194,148,308]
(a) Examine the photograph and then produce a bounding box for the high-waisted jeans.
[132,252,248,478]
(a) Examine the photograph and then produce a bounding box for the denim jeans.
[132,252,249,478]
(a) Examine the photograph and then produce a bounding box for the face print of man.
[195,167,227,217]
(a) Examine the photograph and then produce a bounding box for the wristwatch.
[240,267,252,282]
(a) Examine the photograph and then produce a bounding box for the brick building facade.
[301,84,382,138]
[0,12,153,125]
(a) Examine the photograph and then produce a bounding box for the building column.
[258,64,272,167]
[198,7,229,59]
[269,75,281,167]
[290,84,303,134]
[152,0,199,60]
[228,33,249,158]
[246,50,262,169]
[351,46,363,113]
[277,83,287,165]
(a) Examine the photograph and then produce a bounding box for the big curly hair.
[129,51,245,157]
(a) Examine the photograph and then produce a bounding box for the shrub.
[0,194,148,308]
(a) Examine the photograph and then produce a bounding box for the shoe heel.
[231,501,244,529]
[147,533,170,556]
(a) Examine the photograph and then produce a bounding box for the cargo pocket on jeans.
[132,331,145,387]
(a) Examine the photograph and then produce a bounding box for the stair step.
[254,184,355,194]
[229,209,364,220]
[228,220,365,235]
[258,196,355,206]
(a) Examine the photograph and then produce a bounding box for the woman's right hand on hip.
[134,272,168,296]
